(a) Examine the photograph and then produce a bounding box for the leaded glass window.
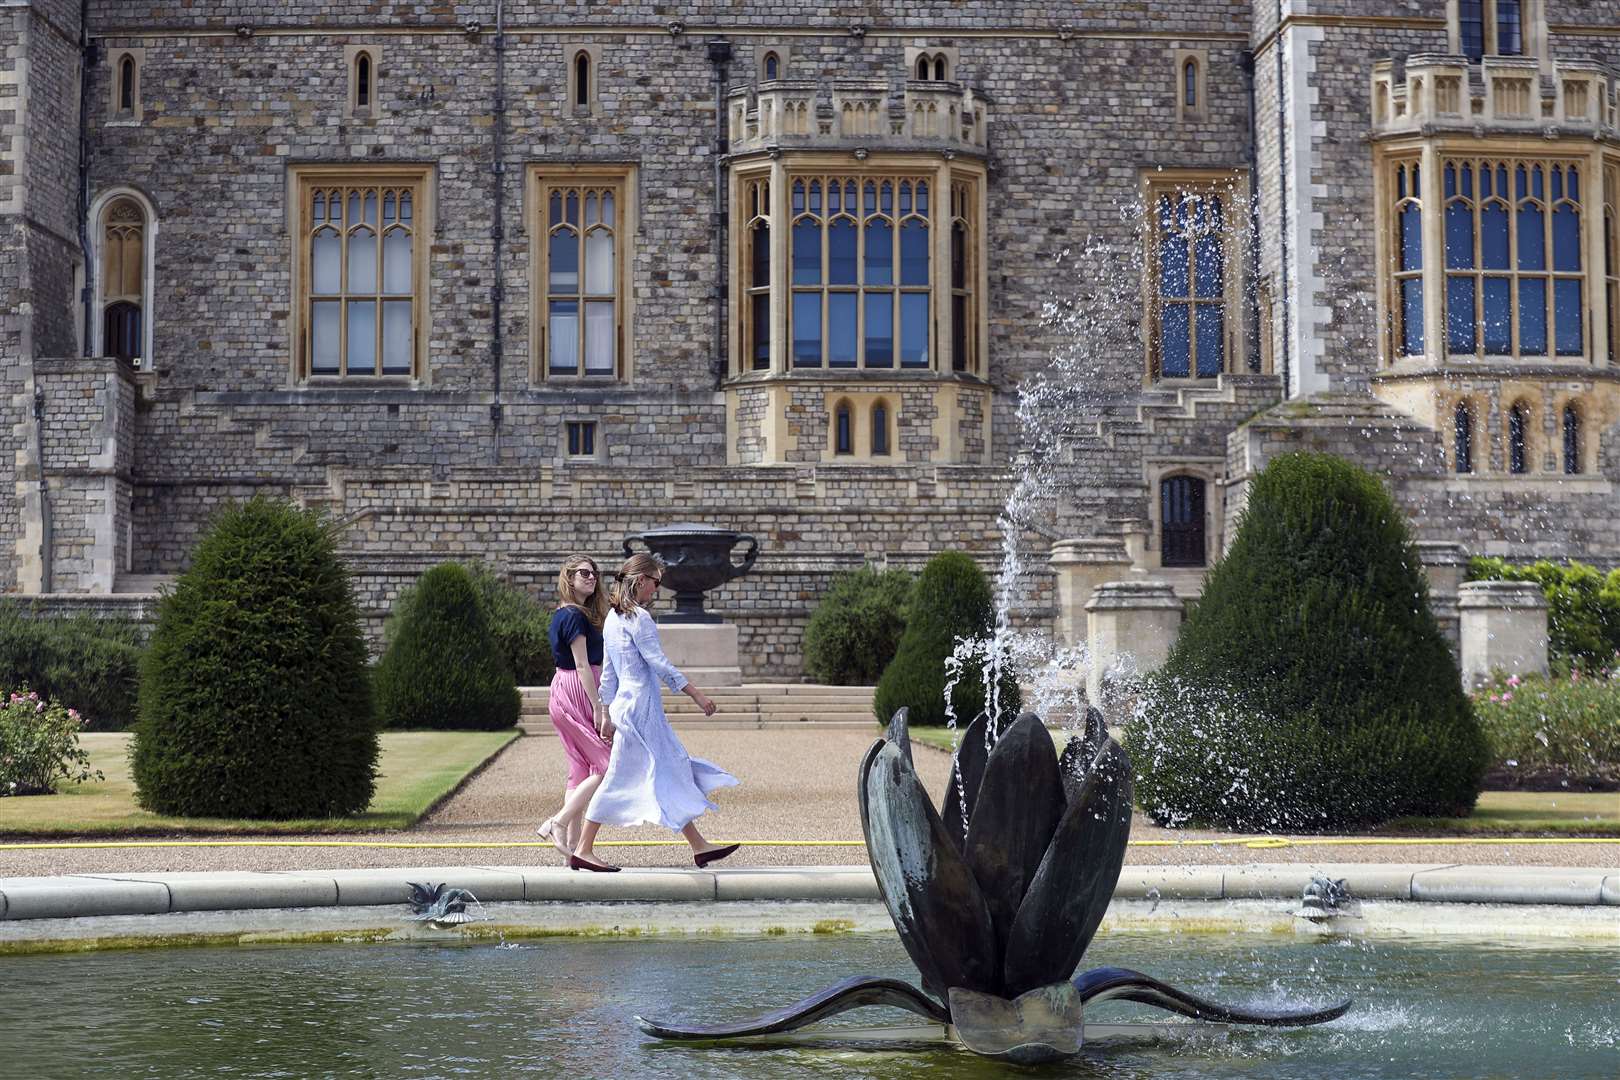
[1154,191,1227,378]
[1442,159,1583,359]
[744,177,771,371]
[1392,159,1425,357]
[950,179,977,373]
[789,175,931,370]
[101,198,144,362]
[542,182,621,378]
[1459,1,1486,61]
[1606,162,1617,366]
[303,180,419,377]
[1458,0,1524,62]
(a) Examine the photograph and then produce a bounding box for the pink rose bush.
[0,688,102,796]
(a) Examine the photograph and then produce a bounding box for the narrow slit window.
[1508,402,1528,473]
[356,54,372,109]
[934,57,946,81]
[871,401,890,456]
[1454,402,1474,473]
[118,56,136,114]
[764,52,780,80]
[917,57,930,81]
[1183,60,1198,110]
[575,53,592,107]
[1562,405,1581,474]
[834,401,853,455]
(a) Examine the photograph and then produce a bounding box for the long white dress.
[585,608,738,831]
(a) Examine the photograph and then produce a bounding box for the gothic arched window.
[916,56,930,80]
[356,53,372,109]
[764,51,780,80]
[118,56,136,114]
[871,400,891,456]
[100,196,146,366]
[834,400,854,455]
[575,53,592,107]
[1183,59,1198,110]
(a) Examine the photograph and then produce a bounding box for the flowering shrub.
[0,689,102,796]
[1472,663,1620,784]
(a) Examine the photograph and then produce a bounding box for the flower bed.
[0,689,102,796]
[1473,663,1620,791]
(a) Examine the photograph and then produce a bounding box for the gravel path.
[2,731,1614,877]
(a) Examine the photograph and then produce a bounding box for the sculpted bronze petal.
[639,708,1351,1062]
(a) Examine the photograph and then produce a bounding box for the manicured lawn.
[0,730,518,837]
[903,723,1618,836]
[1381,790,1618,836]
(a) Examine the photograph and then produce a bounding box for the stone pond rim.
[623,524,760,624]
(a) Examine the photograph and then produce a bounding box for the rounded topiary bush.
[373,562,520,731]
[384,561,554,687]
[131,498,377,818]
[1124,452,1486,831]
[873,551,1020,726]
[803,566,914,685]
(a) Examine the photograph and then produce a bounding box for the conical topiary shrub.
[373,562,521,731]
[131,497,377,818]
[1124,452,1486,830]
[873,551,1021,726]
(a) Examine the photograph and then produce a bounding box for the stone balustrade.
[728,78,989,156]
[1370,54,1617,137]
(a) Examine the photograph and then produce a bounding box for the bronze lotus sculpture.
[641,709,1350,1063]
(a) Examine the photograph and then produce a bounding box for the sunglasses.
[649,576,664,587]
[574,568,598,578]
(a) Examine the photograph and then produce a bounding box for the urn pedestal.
[624,524,759,688]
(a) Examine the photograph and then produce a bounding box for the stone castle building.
[3,2,1617,678]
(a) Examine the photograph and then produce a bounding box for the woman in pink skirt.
[536,554,612,857]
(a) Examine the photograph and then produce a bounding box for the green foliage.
[874,552,1020,726]
[131,498,378,819]
[1472,668,1620,778]
[1466,557,1620,672]
[0,688,102,796]
[385,561,554,686]
[0,603,144,731]
[803,566,914,685]
[1125,452,1487,830]
[373,562,521,731]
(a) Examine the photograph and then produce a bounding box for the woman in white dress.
[568,553,740,873]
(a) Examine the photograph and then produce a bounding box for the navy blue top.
[549,607,604,670]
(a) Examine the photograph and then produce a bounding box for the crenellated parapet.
[1371,54,1618,139]
[727,78,989,157]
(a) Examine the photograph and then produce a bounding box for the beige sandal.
[536,817,571,857]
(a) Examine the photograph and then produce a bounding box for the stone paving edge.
[1,864,1616,920]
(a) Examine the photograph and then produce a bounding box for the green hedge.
[385,561,554,687]
[1473,669,1620,782]
[373,562,521,731]
[0,603,144,731]
[1125,452,1487,830]
[1466,557,1620,673]
[131,497,378,819]
[873,551,1020,726]
[803,566,913,685]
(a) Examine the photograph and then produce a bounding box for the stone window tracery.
[99,197,146,365]
[1145,176,1245,380]
[1442,158,1584,359]
[787,174,932,370]
[300,180,422,378]
[529,165,634,382]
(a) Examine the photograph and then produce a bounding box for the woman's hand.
[693,690,717,717]
[594,701,614,741]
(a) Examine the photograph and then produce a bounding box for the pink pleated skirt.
[549,665,611,787]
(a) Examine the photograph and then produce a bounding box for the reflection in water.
[4,932,1615,1078]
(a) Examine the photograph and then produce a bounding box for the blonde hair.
[556,554,608,628]
[609,552,665,618]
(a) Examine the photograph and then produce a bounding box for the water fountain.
[639,708,1350,1062]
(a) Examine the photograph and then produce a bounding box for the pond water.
[5,930,1615,1078]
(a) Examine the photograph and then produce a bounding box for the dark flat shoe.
[568,854,621,873]
[694,843,740,868]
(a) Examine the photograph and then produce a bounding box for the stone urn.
[623,523,759,624]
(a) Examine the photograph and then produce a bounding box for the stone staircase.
[519,683,877,735]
